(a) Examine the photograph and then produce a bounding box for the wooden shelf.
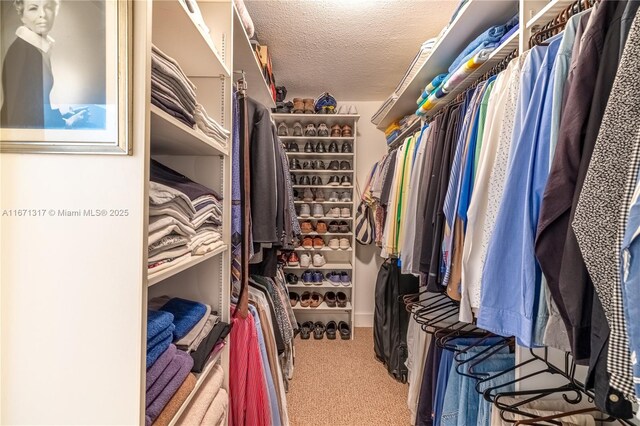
[292,302,352,312]
[284,263,352,270]
[152,0,230,78]
[168,346,225,426]
[150,105,229,156]
[374,0,519,130]
[148,244,228,287]
[232,4,275,107]
[288,282,352,289]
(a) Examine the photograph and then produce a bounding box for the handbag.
[355,163,378,245]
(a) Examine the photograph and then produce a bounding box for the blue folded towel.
[147,310,174,342]
[448,26,506,73]
[159,298,208,341]
[146,333,173,368]
[147,323,175,350]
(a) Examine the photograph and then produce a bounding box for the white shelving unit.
[275,113,358,339]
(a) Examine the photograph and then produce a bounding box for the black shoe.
[291,173,298,185]
[304,142,315,153]
[340,160,351,170]
[301,321,315,340]
[341,142,353,153]
[328,175,340,186]
[286,273,299,284]
[316,142,327,153]
[328,141,339,153]
[338,221,349,233]
[338,321,351,340]
[290,159,301,170]
[318,123,329,137]
[315,160,326,170]
[289,142,299,152]
[303,161,313,170]
[312,176,323,186]
[326,321,337,340]
[341,175,351,186]
[313,321,326,339]
[329,160,340,170]
[300,175,311,186]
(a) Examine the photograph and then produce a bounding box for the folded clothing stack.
[181,364,228,426]
[151,45,229,144]
[148,160,224,273]
[147,310,176,368]
[386,114,421,145]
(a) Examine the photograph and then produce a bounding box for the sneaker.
[336,292,348,308]
[340,207,351,218]
[312,271,324,284]
[312,253,327,267]
[312,176,323,186]
[340,272,351,285]
[290,173,298,185]
[277,123,289,136]
[340,160,351,170]
[329,191,339,202]
[336,105,347,114]
[339,238,350,250]
[286,273,299,284]
[305,124,317,136]
[331,124,342,137]
[328,221,340,233]
[316,221,328,234]
[290,159,301,170]
[329,160,340,170]
[341,176,352,186]
[299,203,311,218]
[328,142,339,153]
[299,175,311,186]
[315,142,326,153]
[326,272,341,285]
[302,237,313,249]
[304,142,315,153]
[324,291,337,307]
[300,253,311,268]
[318,123,329,137]
[341,141,353,152]
[348,105,358,115]
[338,221,350,233]
[315,160,326,170]
[289,142,299,152]
[315,189,326,202]
[327,207,340,218]
[302,270,313,284]
[292,122,303,136]
[303,188,314,202]
[312,204,324,218]
[328,176,340,186]
[313,237,325,249]
[328,238,340,250]
[300,220,314,233]
[289,292,300,307]
[341,125,353,138]
[340,192,352,202]
[287,252,300,266]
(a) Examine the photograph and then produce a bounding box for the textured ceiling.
[244,0,458,101]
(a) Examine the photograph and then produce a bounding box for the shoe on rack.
[312,204,324,218]
[313,321,325,339]
[326,271,342,285]
[290,158,301,170]
[326,321,338,339]
[300,220,314,233]
[327,207,341,218]
[340,207,351,218]
[315,189,326,202]
[312,176,323,186]
[331,124,342,137]
[339,238,350,250]
[328,141,339,153]
[348,105,358,115]
[316,221,328,234]
[315,160,326,170]
[336,105,347,115]
[302,270,313,284]
[300,291,312,307]
[292,98,304,114]
[312,271,324,284]
[328,175,340,186]
[341,125,353,138]
[286,273,299,284]
[340,192,352,202]
[290,173,298,185]
[338,321,351,339]
[329,191,340,202]
[302,236,313,249]
[302,161,313,170]
[289,292,300,307]
[313,237,325,249]
[303,98,315,114]
[329,160,340,170]
[304,142,315,153]
[313,253,327,267]
[293,189,301,201]
[300,252,311,268]
[328,238,340,250]
[288,142,299,152]
[324,291,337,308]
[303,188,314,202]
[277,122,289,136]
[287,252,300,266]
[338,221,350,233]
[336,291,348,308]
[341,176,352,186]
[299,203,311,218]
[310,293,323,308]
[315,142,326,153]
[317,123,329,137]
[293,121,303,136]
[328,221,340,233]
[341,141,353,152]
[300,321,314,339]
[340,271,351,285]
[305,124,317,136]
[300,175,311,186]
[340,160,351,170]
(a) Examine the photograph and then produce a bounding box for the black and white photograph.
[0,0,129,153]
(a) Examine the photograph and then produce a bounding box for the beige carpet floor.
[287,327,411,426]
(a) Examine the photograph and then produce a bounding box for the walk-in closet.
[2,0,640,425]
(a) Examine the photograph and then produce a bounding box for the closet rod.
[529,0,597,47]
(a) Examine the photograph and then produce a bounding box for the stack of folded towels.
[148,160,224,274]
[384,114,421,145]
[146,296,232,426]
[151,45,230,146]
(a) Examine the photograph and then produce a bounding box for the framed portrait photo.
[0,0,131,154]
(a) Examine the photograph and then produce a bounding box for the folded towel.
[448,25,506,72]
[147,333,173,369]
[202,388,228,425]
[152,373,196,426]
[179,314,220,352]
[147,320,175,350]
[147,310,174,343]
[417,73,448,104]
[191,322,232,373]
[147,344,177,389]
[176,304,211,348]
[146,350,194,425]
[180,364,225,425]
[160,298,208,342]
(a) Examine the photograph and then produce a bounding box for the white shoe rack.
[273,113,359,340]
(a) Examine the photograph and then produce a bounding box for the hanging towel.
[202,388,228,425]
[147,310,174,342]
[147,334,173,369]
[146,344,177,389]
[147,324,176,351]
[145,350,194,426]
[151,373,196,426]
[181,364,225,425]
[159,297,208,341]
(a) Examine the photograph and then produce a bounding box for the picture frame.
[0,0,131,155]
